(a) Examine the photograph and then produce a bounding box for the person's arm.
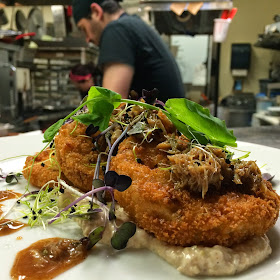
[102,62,134,98]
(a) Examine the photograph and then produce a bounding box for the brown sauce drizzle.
[0,190,26,236]
[0,190,21,202]
[0,190,25,236]
[11,237,88,280]
[0,219,26,236]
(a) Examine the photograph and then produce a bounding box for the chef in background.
[72,0,185,102]
[69,62,101,99]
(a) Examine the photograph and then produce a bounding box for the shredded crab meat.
[169,146,222,197]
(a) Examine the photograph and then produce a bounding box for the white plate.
[0,141,280,280]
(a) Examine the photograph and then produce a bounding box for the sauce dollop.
[0,219,25,236]
[0,191,25,236]
[11,237,88,280]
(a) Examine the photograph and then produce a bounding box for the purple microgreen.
[111,222,136,250]
[104,171,132,192]
[106,126,129,173]
[155,99,165,107]
[114,175,132,192]
[94,123,116,143]
[93,154,103,204]
[142,88,159,105]
[104,171,119,187]
[262,173,275,182]
[109,203,116,221]
[81,226,105,250]
[48,186,113,224]
[93,154,102,180]
[86,124,99,136]
[92,178,106,204]
[20,190,40,199]
[105,133,112,151]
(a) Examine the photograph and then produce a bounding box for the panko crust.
[54,121,98,193]
[111,137,280,247]
[23,149,61,188]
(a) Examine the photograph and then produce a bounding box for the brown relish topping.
[11,237,88,280]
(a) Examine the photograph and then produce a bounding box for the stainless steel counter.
[232,126,280,149]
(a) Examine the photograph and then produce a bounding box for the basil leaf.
[87,86,121,113]
[43,119,64,143]
[73,101,114,131]
[111,222,136,250]
[165,99,237,147]
[165,113,208,145]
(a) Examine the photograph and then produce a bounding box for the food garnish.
[1,86,279,278]
[43,87,237,147]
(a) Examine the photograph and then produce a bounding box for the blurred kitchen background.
[0,0,280,136]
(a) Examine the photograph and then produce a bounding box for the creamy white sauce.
[77,206,272,277]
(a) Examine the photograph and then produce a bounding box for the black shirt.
[98,14,185,102]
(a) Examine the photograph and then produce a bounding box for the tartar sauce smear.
[79,207,272,277]
[10,238,88,280]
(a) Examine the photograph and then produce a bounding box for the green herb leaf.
[111,222,136,250]
[73,101,114,131]
[6,174,18,184]
[43,119,64,143]
[87,86,121,113]
[87,226,105,250]
[164,99,237,147]
[165,113,208,145]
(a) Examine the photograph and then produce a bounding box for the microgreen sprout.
[111,222,137,250]
[81,226,105,250]
[0,170,22,184]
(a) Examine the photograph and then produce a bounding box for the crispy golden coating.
[23,108,280,248]
[54,121,99,193]
[23,149,61,188]
[111,136,280,247]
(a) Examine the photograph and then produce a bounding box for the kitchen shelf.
[24,45,99,111]
[139,1,233,11]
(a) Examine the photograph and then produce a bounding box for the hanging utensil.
[27,7,45,40]
[0,9,8,26]
[15,10,27,33]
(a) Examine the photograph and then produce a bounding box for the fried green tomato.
[111,136,280,247]
[54,121,101,193]
[23,149,62,188]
